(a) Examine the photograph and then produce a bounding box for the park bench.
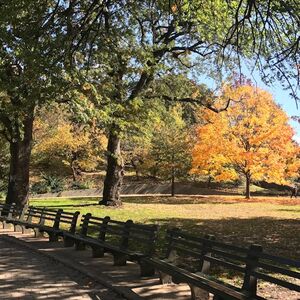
[11,206,80,242]
[0,203,24,229]
[141,228,300,300]
[63,213,159,276]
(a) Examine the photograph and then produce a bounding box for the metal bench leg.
[92,246,104,258]
[48,233,59,242]
[14,224,22,232]
[158,271,173,284]
[213,295,226,300]
[3,221,11,230]
[189,284,210,300]
[34,228,44,238]
[63,237,75,247]
[139,261,155,277]
[22,226,32,234]
[75,241,86,250]
[113,252,127,266]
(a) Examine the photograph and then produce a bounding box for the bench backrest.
[127,222,159,256]
[166,228,300,297]
[0,203,16,217]
[78,214,158,255]
[78,214,109,238]
[57,210,80,233]
[24,206,79,232]
[79,214,132,245]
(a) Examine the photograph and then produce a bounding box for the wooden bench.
[142,228,300,300]
[0,203,24,229]
[11,206,80,242]
[63,213,159,276]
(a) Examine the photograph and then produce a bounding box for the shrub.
[31,174,65,194]
[31,181,50,194]
[71,180,92,190]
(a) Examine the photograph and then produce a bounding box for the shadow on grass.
[149,217,300,259]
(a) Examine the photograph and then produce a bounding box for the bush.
[31,174,65,194]
[31,181,50,194]
[71,180,92,190]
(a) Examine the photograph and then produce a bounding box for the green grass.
[29,195,300,259]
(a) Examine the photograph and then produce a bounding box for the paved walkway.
[0,235,124,300]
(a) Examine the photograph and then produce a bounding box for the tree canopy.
[1,0,300,206]
[192,83,300,198]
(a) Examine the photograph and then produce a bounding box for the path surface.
[0,236,124,300]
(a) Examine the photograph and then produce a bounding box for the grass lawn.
[29,195,300,260]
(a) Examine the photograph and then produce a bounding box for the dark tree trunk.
[131,158,140,181]
[6,115,34,207]
[99,129,124,206]
[207,176,212,188]
[71,152,81,182]
[171,167,175,197]
[245,172,251,199]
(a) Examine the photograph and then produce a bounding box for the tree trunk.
[6,115,34,207]
[71,152,81,182]
[99,129,124,206]
[207,176,212,188]
[245,172,251,199]
[131,158,140,181]
[171,167,175,197]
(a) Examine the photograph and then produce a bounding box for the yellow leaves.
[191,89,200,99]
[171,3,178,13]
[215,169,239,182]
[33,107,107,173]
[35,124,88,154]
[192,84,300,184]
[82,82,92,91]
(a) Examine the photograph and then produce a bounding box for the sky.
[254,78,300,142]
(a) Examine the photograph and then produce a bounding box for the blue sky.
[254,78,300,142]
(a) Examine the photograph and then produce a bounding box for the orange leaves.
[192,84,300,184]
[171,3,178,13]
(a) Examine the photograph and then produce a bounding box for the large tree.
[71,0,300,206]
[73,1,242,206]
[192,84,300,198]
[0,1,79,206]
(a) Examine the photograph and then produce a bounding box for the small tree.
[146,105,192,196]
[192,84,300,198]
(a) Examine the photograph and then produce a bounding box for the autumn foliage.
[192,84,300,198]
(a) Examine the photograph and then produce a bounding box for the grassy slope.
[29,196,300,259]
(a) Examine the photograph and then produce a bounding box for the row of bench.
[0,202,299,300]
